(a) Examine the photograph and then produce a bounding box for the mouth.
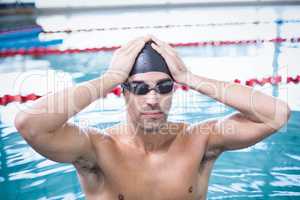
[141,111,164,118]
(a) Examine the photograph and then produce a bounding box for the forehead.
[128,72,171,83]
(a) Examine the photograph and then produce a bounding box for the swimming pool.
[1,4,300,200]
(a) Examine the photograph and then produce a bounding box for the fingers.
[127,40,146,59]
[123,36,153,55]
[122,36,151,51]
[151,42,174,60]
[149,35,165,47]
[119,37,143,52]
[150,42,164,55]
[151,42,175,69]
[125,37,150,55]
[124,39,143,53]
[143,34,152,43]
[150,35,178,56]
[150,35,172,49]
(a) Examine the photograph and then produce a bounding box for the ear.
[123,88,130,102]
[172,84,176,93]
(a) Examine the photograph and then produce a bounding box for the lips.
[141,111,164,117]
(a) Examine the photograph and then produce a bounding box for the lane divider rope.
[1,37,299,58]
[1,74,299,106]
[1,19,300,35]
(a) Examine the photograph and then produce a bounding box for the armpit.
[202,148,222,162]
[73,156,101,175]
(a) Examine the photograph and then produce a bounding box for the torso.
[73,122,220,200]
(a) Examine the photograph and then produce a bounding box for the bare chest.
[77,131,211,200]
[98,146,205,200]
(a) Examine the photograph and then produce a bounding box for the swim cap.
[129,41,173,79]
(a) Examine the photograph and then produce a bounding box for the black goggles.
[121,78,174,95]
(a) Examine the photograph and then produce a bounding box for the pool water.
[1,106,299,199]
[1,4,300,200]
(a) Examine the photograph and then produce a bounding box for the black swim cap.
[129,41,173,79]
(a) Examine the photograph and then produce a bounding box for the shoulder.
[73,125,119,169]
[166,121,209,150]
[184,119,216,139]
[71,125,119,164]
[185,119,223,160]
[83,126,111,142]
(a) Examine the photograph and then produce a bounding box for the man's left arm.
[186,73,291,151]
[150,35,291,152]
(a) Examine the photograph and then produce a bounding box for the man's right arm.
[14,74,120,163]
[14,36,151,164]
[15,37,150,162]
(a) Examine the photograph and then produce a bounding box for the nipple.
[118,194,124,200]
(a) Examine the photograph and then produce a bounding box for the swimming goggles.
[121,78,174,95]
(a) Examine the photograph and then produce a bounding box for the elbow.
[14,112,35,140]
[15,112,27,132]
[286,104,292,121]
[281,103,291,124]
[275,102,291,129]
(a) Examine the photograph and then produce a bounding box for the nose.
[145,89,160,107]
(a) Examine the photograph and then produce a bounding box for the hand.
[150,36,191,85]
[106,36,152,84]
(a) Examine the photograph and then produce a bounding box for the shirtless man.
[15,35,291,200]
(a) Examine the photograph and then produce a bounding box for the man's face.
[123,72,174,132]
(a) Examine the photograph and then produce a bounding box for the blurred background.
[0,0,300,199]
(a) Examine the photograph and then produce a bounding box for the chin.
[143,124,160,132]
[140,118,166,133]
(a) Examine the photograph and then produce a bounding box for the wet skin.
[74,122,220,200]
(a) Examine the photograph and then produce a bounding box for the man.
[15,35,290,200]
